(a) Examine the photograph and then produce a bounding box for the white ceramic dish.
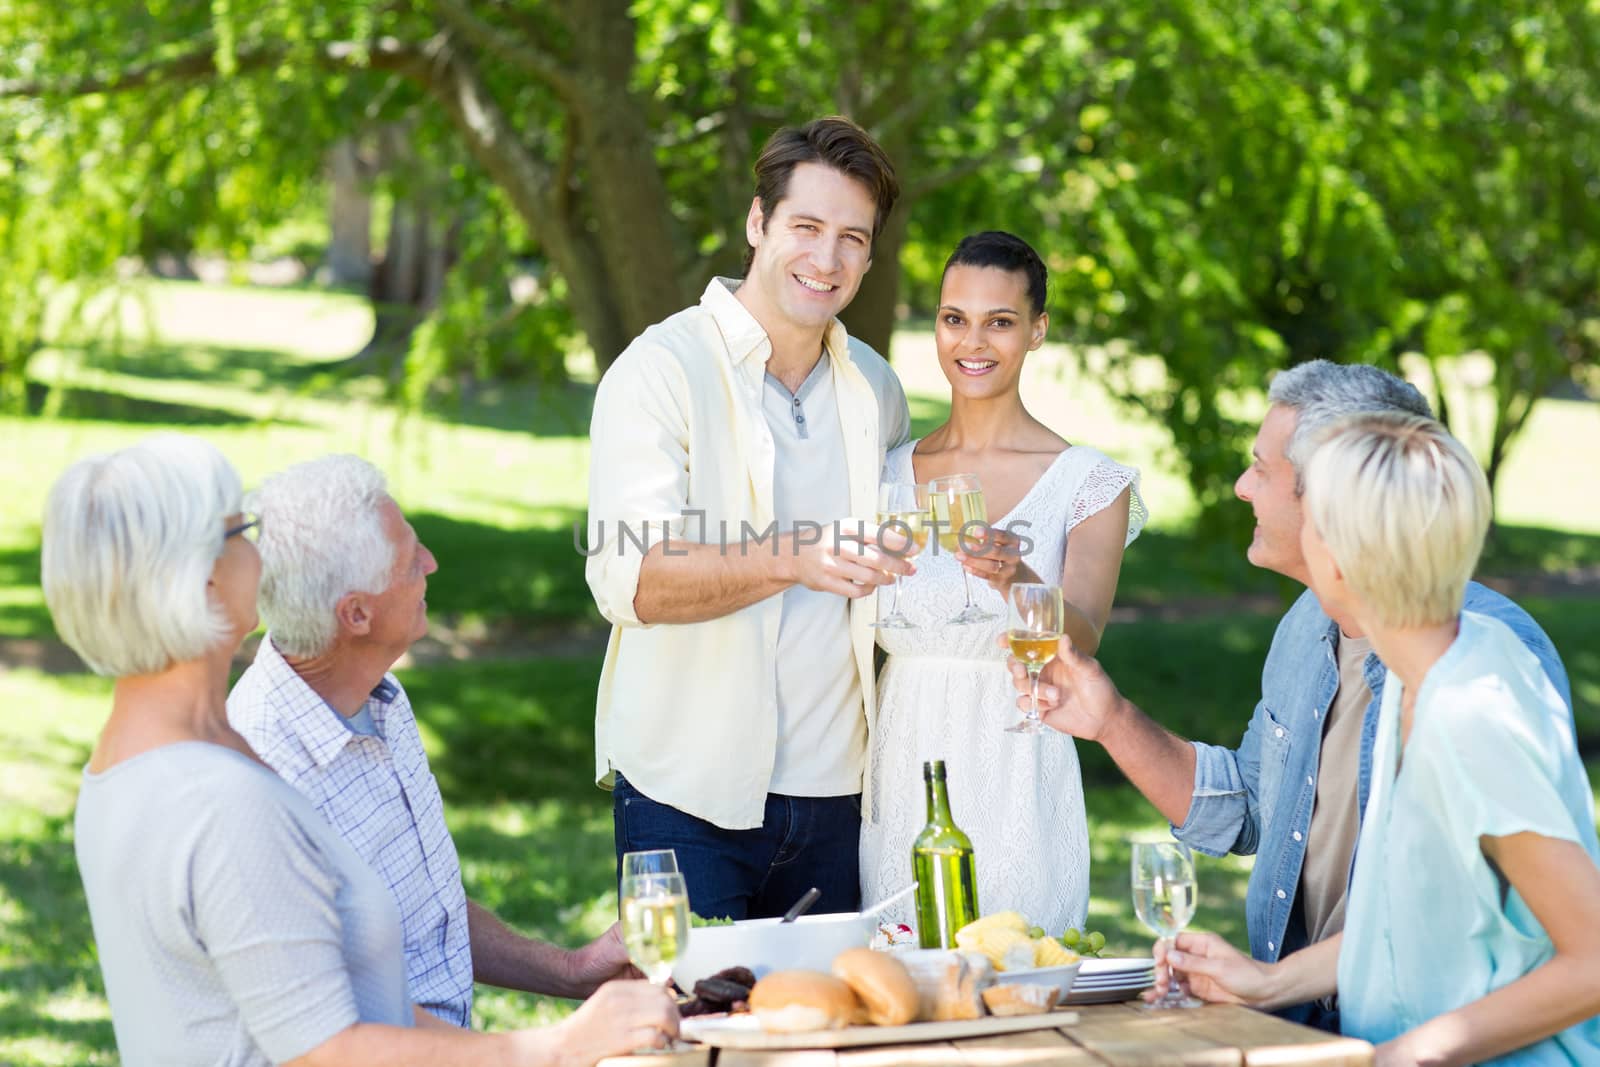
[992,961,1082,998]
[1058,958,1154,1004]
[1077,957,1155,977]
[671,912,878,990]
[1062,982,1150,1005]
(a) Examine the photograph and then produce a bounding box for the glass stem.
[960,567,977,609]
[890,574,903,615]
[1028,665,1042,725]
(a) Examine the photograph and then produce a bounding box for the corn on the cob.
[954,925,1035,971]
[954,911,1028,940]
[1031,935,1080,968]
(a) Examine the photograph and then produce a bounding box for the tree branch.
[430,0,579,100]
[0,37,427,97]
[868,0,1025,137]
[907,104,1073,197]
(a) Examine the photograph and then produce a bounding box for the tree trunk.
[410,42,637,372]
[840,201,910,359]
[352,126,460,371]
[567,0,694,366]
[325,138,373,287]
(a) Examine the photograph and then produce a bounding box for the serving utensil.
[860,882,917,920]
[780,886,822,923]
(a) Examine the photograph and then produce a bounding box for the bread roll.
[748,970,862,1032]
[831,948,918,1026]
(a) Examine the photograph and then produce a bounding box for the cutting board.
[681,1009,1079,1049]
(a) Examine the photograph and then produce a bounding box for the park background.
[1,1,1597,1063]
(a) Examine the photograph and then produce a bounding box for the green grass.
[1,279,1598,1064]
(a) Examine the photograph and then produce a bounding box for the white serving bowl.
[993,961,1083,999]
[671,912,878,991]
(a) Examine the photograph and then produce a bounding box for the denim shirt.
[1176,582,1573,984]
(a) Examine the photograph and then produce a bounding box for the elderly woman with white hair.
[1148,414,1600,1066]
[44,433,676,1067]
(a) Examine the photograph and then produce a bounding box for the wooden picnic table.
[601,1003,1373,1066]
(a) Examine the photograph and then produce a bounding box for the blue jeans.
[612,775,862,921]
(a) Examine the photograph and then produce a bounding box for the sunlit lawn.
[1,280,1597,1064]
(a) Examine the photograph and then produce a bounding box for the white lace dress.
[859,441,1148,935]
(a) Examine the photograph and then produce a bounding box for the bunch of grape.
[1061,927,1107,956]
[1028,925,1107,957]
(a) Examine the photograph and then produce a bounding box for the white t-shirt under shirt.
[763,357,865,797]
[75,742,411,1065]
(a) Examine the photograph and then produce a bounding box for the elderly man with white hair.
[1013,360,1573,1031]
[228,454,639,1030]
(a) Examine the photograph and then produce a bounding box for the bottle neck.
[924,773,954,827]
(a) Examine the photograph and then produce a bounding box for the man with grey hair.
[1014,360,1571,1030]
[228,454,641,1030]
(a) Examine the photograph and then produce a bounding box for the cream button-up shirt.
[586,278,910,830]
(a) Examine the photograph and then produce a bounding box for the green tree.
[963,0,1599,523]
[0,0,1089,387]
[3,0,1593,533]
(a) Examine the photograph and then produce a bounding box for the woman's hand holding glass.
[536,980,681,1060]
[956,526,1037,602]
[1147,930,1277,1008]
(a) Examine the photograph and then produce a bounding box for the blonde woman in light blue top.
[1146,413,1600,1066]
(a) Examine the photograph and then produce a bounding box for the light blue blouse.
[1337,612,1600,1064]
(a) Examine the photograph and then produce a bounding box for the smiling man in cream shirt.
[586,117,911,921]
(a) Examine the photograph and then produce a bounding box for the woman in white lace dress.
[859,232,1147,935]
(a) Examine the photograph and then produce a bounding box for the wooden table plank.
[953,1027,1103,1066]
[1063,1004,1241,1067]
[601,1001,1373,1066]
[1165,1005,1372,1066]
[597,1048,711,1067]
[717,1050,840,1067]
[836,1040,968,1066]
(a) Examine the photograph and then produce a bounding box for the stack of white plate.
[1061,957,1157,1005]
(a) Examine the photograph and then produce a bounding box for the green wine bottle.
[912,759,979,949]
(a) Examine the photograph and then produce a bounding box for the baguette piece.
[898,949,993,1021]
[982,983,1060,1016]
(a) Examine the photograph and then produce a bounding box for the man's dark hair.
[942,231,1048,317]
[744,116,899,272]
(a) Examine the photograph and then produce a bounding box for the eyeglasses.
[224,513,261,543]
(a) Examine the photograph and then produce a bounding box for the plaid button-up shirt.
[227,638,474,1026]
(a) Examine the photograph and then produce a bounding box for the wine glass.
[619,870,691,987]
[621,848,680,881]
[1130,837,1203,1009]
[925,473,998,626]
[1006,583,1064,735]
[873,481,924,630]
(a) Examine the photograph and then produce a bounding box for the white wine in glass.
[1130,838,1202,1009]
[925,474,998,626]
[620,871,690,987]
[874,481,924,631]
[1006,583,1064,735]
